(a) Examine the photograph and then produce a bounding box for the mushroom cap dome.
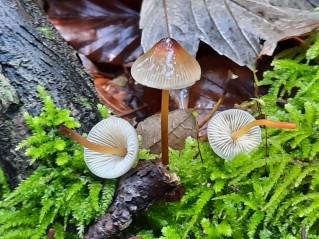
[84,117,139,178]
[131,38,201,90]
[207,109,262,160]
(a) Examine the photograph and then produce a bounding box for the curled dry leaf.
[137,109,197,154]
[140,0,319,67]
[94,73,162,120]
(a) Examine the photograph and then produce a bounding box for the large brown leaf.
[45,0,143,65]
[140,0,319,67]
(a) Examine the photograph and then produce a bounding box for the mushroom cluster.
[207,109,296,160]
[131,37,201,165]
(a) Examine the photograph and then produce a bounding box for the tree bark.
[0,0,101,187]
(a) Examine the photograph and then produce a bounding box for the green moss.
[0,86,116,238]
[0,167,10,198]
[38,27,53,40]
[134,33,319,239]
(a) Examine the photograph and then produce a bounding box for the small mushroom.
[60,116,139,178]
[207,109,296,160]
[131,37,201,165]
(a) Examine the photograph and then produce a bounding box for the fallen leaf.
[139,0,319,67]
[45,0,143,65]
[137,109,197,154]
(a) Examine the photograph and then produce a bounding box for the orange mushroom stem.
[161,90,170,165]
[231,119,297,141]
[59,125,127,157]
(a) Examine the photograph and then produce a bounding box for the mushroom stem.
[231,119,297,141]
[59,125,127,157]
[161,89,170,165]
[198,96,224,129]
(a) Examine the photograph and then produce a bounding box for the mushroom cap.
[84,117,139,178]
[131,37,201,90]
[207,109,262,160]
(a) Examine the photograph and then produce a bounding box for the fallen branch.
[84,160,179,239]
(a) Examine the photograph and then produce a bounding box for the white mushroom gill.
[84,117,139,179]
[207,109,262,160]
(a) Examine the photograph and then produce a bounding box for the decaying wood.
[84,160,179,239]
[0,0,101,187]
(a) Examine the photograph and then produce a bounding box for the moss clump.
[0,86,116,239]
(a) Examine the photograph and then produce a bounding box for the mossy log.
[0,0,101,187]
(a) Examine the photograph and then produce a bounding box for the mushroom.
[59,116,139,178]
[131,37,201,165]
[207,109,296,160]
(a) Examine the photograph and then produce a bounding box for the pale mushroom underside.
[207,109,262,160]
[84,117,139,178]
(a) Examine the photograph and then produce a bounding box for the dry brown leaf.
[140,0,319,67]
[137,109,197,154]
[45,0,142,65]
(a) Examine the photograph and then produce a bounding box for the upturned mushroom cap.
[84,117,139,178]
[131,37,201,90]
[207,109,262,160]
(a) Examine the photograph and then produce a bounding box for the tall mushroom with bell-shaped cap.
[131,37,201,165]
[59,116,139,178]
[207,109,296,160]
